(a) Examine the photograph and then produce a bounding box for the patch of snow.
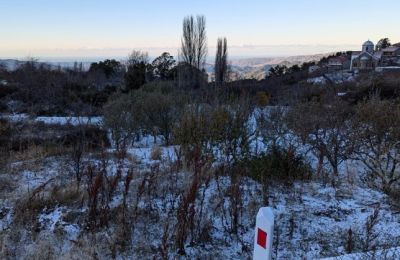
[0,207,13,231]
[39,207,63,232]
[35,116,103,126]
[308,76,327,85]
[321,247,400,259]
[63,224,80,241]
[1,114,103,126]
[1,113,29,122]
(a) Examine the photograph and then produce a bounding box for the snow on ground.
[1,112,400,259]
[308,76,327,85]
[1,113,103,126]
[35,116,103,126]
[2,148,398,259]
[38,206,81,241]
[1,113,29,122]
[126,145,178,164]
[321,247,400,260]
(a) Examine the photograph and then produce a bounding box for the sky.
[0,0,399,60]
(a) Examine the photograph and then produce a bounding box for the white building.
[351,40,400,72]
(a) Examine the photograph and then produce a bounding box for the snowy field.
[0,113,399,259]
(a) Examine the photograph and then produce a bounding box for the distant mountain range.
[1,53,333,80]
[227,53,333,80]
[0,59,93,71]
[205,53,333,80]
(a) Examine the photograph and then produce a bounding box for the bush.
[353,97,400,194]
[103,93,140,149]
[13,179,56,227]
[241,146,311,185]
[0,119,11,164]
[103,86,184,147]
[256,91,270,107]
[174,99,251,165]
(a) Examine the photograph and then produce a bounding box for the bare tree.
[352,96,400,193]
[288,99,354,179]
[180,15,207,70]
[195,15,207,70]
[215,37,228,86]
[125,50,149,90]
[178,15,208,89]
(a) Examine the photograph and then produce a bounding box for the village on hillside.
[306,39,400,85]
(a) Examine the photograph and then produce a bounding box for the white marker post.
[253,207,274,260]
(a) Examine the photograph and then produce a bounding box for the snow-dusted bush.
[241,146,312,186]
[288,99,354,178]
[353,97,400,194]
[174,98,252,165]
[104,87,184,147]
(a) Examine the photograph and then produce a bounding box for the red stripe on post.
[257,228,267,249]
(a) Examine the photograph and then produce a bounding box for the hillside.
[226,53,333,80]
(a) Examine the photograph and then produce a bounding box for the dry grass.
[0,174,16,196]
[51,183,84,207]
[126,153,140,164]
[150,146,162,161]
[24,233,57,260]
[10,144,65,163]
[13,179,56,227]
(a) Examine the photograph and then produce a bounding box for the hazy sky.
[0,0,399,59]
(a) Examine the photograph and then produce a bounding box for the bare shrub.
[352,96,400,194]
[174,98,251,166]
[174,146,212,255]
[66,122,109,187]
[13,178,55,227]
[103,93,141,149]
[363,205,380,251]
[173,103,212,163]
[141,90,183,145]
[345,228,354,253]
[288,99,354,179]
[210,99,252,164]
[104,87,183,147]
[159,220,172,260]
[85,164,108,230]
[257,105,294,149]
[84,151,126,231]
[228,173,242,235]
[175,170,199,255]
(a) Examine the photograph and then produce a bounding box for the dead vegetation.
[1,71,400,259]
